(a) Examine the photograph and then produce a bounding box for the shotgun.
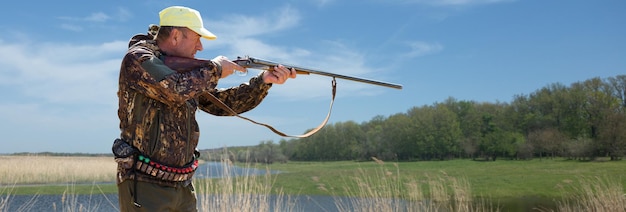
[233,56,403,90]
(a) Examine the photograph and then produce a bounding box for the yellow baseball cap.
[159,6,217,40]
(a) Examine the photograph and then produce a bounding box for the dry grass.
[0,156,116,185]
[1,155,626,211]
[333,157,498,212]
[552,176,626,212]
[196,158,293,212]
[0,156,117,212]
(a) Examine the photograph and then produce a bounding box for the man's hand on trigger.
[212,56,246,78]
[263,64,297,84]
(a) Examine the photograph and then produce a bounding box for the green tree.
[334,121,364,160]
[598,113,626,160]
[268,75,626,162]
[606,75,626,109]
[443,98,482,159]
[361,116,387,161]
[527,128,567,160]
[430,103,462,160]
[252,140,286,164]
[384,112,414,160]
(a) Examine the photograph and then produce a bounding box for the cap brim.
[192,27,216,40]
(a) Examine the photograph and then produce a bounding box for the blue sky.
[0,0,624,154]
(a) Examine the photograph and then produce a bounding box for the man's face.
[173,28,203,58]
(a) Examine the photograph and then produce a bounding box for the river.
[1,194,354,212]
[1,162,558,211]
[0,194,557,211]
[0,162,337,211]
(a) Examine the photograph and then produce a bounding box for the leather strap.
[206,78,337,138]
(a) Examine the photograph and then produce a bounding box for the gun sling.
[206,78,337,138]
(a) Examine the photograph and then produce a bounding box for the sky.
[0,0,624,154]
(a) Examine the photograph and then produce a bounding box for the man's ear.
[170,28,182,45]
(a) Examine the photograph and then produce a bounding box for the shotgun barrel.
[234,56,403,90]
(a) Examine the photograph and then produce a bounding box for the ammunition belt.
[135,155,198,182]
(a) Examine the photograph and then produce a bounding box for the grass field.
[1,156,625,211]
[2,156,625,198]
[263,158,626,198]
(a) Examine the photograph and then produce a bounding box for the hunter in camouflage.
[114,6,296,212]
[117,34,271,187]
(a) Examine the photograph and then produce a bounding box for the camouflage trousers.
[117,180,197,212]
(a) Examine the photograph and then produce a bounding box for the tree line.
[204,75,626,163]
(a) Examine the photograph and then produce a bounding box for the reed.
[332,157,498,212]
[0,183,117,212]
[2,155,626,211]
[0,156,117,211]
[195,158,293,212]
[552,176,626,212]
[0,156,116,185]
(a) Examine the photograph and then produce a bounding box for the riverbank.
[0,194,366,212]
[2,156,625,211]
[266,158,626,199]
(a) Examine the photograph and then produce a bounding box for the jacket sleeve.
[197,75,272,116]
[157,55,273,115]
[120,46,221,108]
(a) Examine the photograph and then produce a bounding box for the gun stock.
[233,56,403,90]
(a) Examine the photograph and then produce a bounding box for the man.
[113,6,296,211]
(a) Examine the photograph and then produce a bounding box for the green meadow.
[4,157,625,198]
[262,158,626,198]
[263,158,626,209]
[2,156,625,211]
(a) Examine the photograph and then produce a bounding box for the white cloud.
[312,0,335,7]
[229,38,311,60]
[0,4,404,153]
[0,39,125,104]
[202,7,395,101]
[2,5,396,107]
[0,101,119,153]
[58,8,132,23]
[206,6,300,39]
[0,38,124,153]
[84,12,111,22]
[60,24,83,32]
[397,0,515,6]
[56,8,133,32]
[114,8,133,22]
[403,41,443,58]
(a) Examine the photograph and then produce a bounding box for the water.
[193,162,281,179]
[1,162,559,211]
[0,162,293,212]
[1,194,559,211]
[1,194,119,212]
[1,194,345,212]
[0,194,555,212]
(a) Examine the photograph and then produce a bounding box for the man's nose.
[196,41,203,51]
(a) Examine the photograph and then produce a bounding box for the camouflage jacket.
[117,34,271,186]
